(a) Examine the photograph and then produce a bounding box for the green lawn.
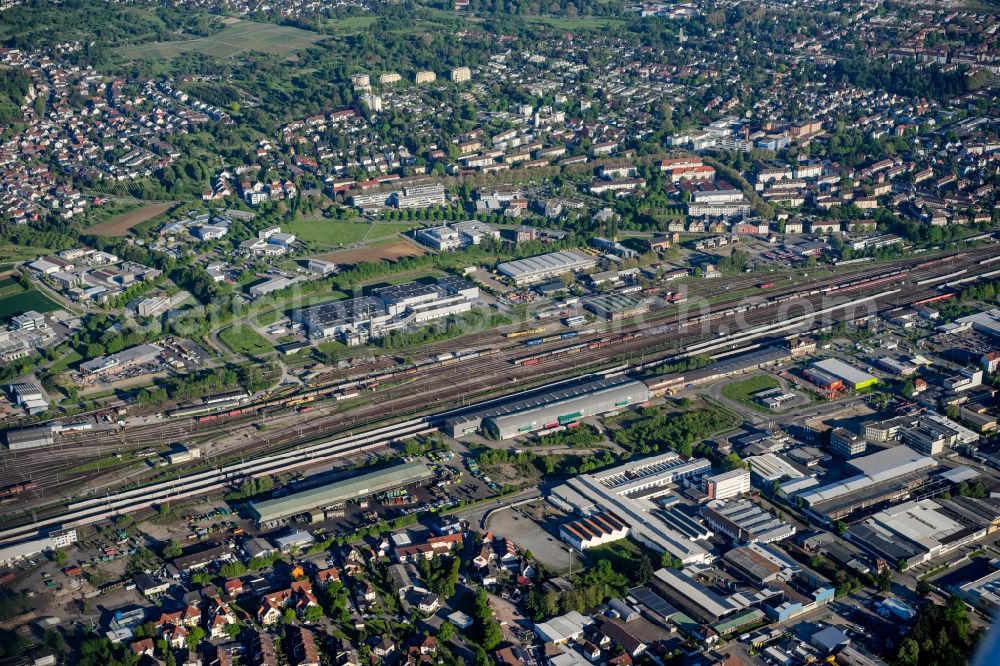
[117,19,327,61]
[219,325,273,358]
[323,15,378,33]
[523,15,623,30]
[47,350,83,375]
[720,375,781,411]
[0,289,61,322]
[0,244,51,269]
[285,220,417,247]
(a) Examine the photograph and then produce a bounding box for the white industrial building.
[497,250,597,285]
[797,446,937,511]
[549,451,714,564]
[560,511,630,550]
[704,469,751,500]
[294,276,479,344]
[415,221,499,251]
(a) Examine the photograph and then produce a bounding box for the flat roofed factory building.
[549,451,713,565]
[496,250,597,285]
[810,358,878,390]
[249,462,433,526]
[444,377,649,440]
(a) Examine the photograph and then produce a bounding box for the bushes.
[611,404,738,456]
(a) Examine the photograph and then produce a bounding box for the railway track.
[0,246,995,532]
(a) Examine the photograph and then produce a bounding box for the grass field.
[219,325,273,357]
[0,244,51,270]
[284,220,417,247]
[86,202,174,237]
[0,289,60,322]
[47,350,83,375]
[117,19,327,61]
[720,374,781,410]
[524,15,623,30]
[323,16,379,33]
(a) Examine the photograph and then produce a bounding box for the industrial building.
[583,294,649,321]
[649,567,744,624]
[79,343,162,376]
[796,446,938,523]
[704,469,751,501]
[559,511,630,550]
[496,250,597,285]
[549,451,713,564]
[743,452,816,495]
[846,496,1000,568]
[414,221,499,251]
[809,358,878,390]
[446,376,649,440]
[293,276,479,343]
[249,461,434,526]
[830,428,867,458]
[5,424,56,450]
[682,346,793,386]
[901,413,980,455]
[701,499,797,543]
[953,559,1000,615]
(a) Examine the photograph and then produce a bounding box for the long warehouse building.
[549,451,714,564]
[444,376,650,439]
[249,461,433,525]
[496,250,597,285]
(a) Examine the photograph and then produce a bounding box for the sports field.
[118,19,327,61]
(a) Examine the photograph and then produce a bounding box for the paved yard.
[487,503,584,574]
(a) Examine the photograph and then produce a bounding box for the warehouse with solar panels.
[249,461,433,526]
[444,376,649,439]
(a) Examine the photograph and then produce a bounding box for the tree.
[163,540,183,559]
[224,623,241,639]
[304,604,324,622]
[916,579,932,598]
[481,619,503,650]
[878,568,893,592]
[185,626,205,652]
[51,549,68,566]
[438,621,454,642]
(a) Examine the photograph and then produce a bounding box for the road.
[0,245,996,528]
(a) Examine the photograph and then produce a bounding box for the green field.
[0,244,51,270]
[0,289,61,322]
[284,220,417,247]
[323,16,379,33]
[720,374,782,411]
[524,15,623,30]
[218,325,273,358]
[117,19,327,61]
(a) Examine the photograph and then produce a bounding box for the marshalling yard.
[0,243,996,545]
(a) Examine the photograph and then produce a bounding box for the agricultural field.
[285,220,418,248]
[720,374,782,410]
[218,324,273,358]
[0,285,61,322]
[317,238,426,267]
[85,202,175,237]
[117,19,327,61]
